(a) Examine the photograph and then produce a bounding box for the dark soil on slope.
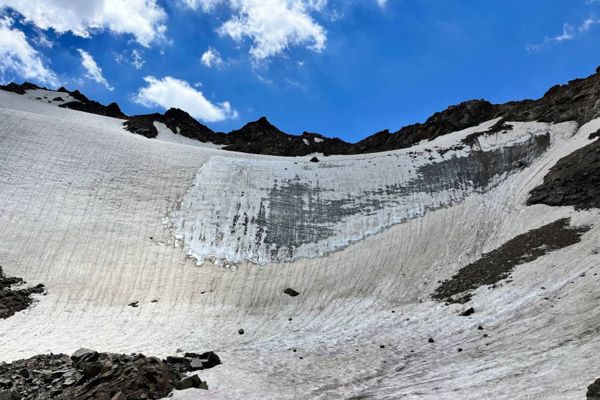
[0,349,218,399]
[433,218,590,302]
[0,266,44,319]
[527,135,600,209]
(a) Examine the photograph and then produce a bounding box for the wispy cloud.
[527,14,600,51]
[77,49,112,90]
[200,47,223,68]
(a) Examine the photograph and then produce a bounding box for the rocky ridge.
[4,66,600,156]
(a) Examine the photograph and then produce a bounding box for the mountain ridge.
[3,66,600,156]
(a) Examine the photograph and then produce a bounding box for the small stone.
[111,392,127,400]
[380,345,385,349]
[310,157,319,163]
[238,329,245,335]
[128,301,139,307]
[428,338,435,343]
[457,348,463,352]
[477,326,484,330]
[283,288,300,297]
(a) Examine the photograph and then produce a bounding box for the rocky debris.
[527,137,600,209]
[587,378,600,399]
[0,348,219,400]
[433,218,590,302]
[0,266,45,319]
[283,288,300,297]
[165,352,221,373]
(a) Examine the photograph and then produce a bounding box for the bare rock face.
[59,89,126,119]
[0,266,44,319]
[528,137,600,209]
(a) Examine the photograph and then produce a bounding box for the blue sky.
[1,1,600,142]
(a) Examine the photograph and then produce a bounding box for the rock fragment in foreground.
[0,266,44,319]
[0,348,219,400]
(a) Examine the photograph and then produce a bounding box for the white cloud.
[0,16,58,85]
[184,0,327,60]
[134,76,237,122]
[131,49,145,69]
[200,47,223,67]
[376,0,388,7]
[0,0,167,47]
[527,14,600,51]
[115,49,145,70]
[77,49,113,90]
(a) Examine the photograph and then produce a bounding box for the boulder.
[175,374,208,390]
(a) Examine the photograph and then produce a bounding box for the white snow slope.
[0,90,599,399]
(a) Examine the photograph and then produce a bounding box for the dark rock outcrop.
[588,378,600,399]
[0,82,41,95]
[0,266,44,319]
[0,348,218,400]
[527,137,600,209]
[59,89,126,119]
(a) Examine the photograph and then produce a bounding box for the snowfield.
[0,90,599,399]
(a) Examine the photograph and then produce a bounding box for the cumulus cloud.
[183,0,327,60]
[200,47,223,67]
[134,76,237,122]
[0,0,167,47]
[77,49,112,90]
[0,16,58,85]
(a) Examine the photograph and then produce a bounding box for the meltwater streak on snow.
[0,90,600,399]
[171,121,555,265]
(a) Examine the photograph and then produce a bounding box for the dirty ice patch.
[169,122,563,265]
